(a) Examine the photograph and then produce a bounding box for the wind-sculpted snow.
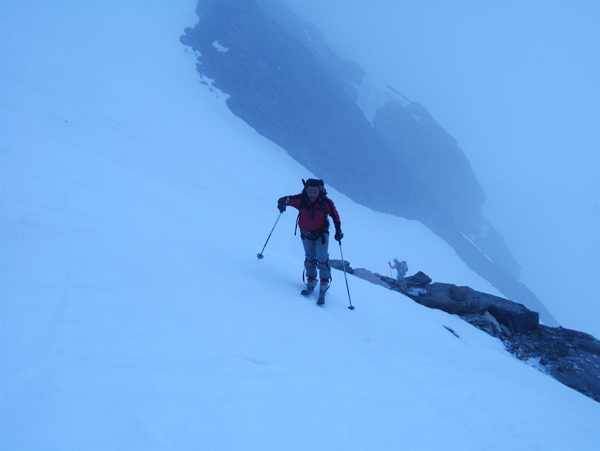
[180,0,559,327]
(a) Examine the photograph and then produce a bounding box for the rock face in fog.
[180,0,558,326]
[330,260,600,404]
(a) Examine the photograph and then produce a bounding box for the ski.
[301,287,314,296]
[301,286,325,306]
[316,290,326,305]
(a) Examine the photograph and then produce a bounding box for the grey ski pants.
[301,232,330,280]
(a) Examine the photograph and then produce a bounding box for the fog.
[286,1,600,337]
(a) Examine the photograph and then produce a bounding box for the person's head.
[306,185,320,202]
[303,178,324,203]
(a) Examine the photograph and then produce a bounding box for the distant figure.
[388,258,408,291]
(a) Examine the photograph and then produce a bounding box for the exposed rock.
[382,277,539,335]
[331,260,600,403]
[503,326,600,403]
[404,271,433,288]
[351,268,392,289]
[330,260,390,289]
[462,312,507,337]
[450,285,467,301]
[330,259,351,273]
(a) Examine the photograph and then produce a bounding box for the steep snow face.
[2,2,599,450]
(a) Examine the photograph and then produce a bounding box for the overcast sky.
[286,0,600,337]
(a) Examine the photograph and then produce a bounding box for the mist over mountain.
[180,0,559,326]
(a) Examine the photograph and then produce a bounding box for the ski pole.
[338,241,355,310]
[257,212,282,259]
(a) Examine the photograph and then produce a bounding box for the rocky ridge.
[330,259,600,403]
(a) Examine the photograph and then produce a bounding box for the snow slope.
[2,2,599,450]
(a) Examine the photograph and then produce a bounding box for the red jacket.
[284,192,341,234]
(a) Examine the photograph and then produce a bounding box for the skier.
[388,258,408,292]
[278,179,343,302]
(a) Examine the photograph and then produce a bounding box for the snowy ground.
[2,2,599,450]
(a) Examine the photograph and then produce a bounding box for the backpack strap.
[321,195,340,229]
[294,195,309,236]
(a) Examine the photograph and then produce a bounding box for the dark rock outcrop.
[330,259,600,403]
[404,271,432,289]
[504,326,600,402]
[380,276,540,335]
[180,0,559,327]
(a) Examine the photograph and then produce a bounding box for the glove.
[334,230,344,242]
[277,197,289,213]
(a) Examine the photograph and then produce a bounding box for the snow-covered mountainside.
[179,0,558,327]
[2,2,599,450]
